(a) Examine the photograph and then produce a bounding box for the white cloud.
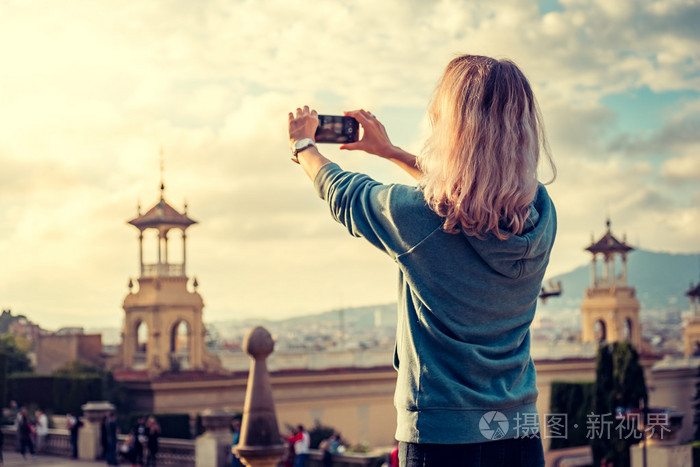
[661,153,700,181]
[0,0,699,328]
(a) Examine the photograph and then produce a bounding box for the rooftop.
[128,186,196,230]
[585,219,633,255]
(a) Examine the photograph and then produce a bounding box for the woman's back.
[288,52,555,466]
[315,163,556,444]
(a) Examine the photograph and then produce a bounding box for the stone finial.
[200,409,233,432]
[233,326,285,467]
[244,326,274,358]
[81,401,115,424]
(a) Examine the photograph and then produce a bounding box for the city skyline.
[1,0,699,329]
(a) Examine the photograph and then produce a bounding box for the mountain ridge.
[210,249,700,329]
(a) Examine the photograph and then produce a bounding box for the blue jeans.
[399,436,544,467]
[294,453,308,467]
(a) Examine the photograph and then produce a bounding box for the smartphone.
[315,115,359,144]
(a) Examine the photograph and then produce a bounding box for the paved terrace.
[3,451,107,466]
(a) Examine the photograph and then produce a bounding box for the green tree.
[0,334,33,374]
[591,342,647,467]
[53,360,131,418]
[53,360,103,377]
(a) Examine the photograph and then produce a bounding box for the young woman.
[287,54,556,467]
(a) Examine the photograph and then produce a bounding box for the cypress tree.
[591,342,647,467]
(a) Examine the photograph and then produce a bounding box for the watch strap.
[291,138,316,164]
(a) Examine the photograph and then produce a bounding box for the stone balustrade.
[1,426,196,466]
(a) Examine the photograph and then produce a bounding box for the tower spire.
[159,147,165,199]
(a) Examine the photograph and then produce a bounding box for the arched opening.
[134,321,148,369]
[623,318,632,341]
[594,319,607,342]
[170,320,191,370]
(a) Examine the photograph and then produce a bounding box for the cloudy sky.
[1,0,699,331]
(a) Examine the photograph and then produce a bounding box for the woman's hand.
[342,109,423,180]
[288,105,318,146]
[340,109,397,158]
[287,105,331,181]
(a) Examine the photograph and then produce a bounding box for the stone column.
[139,232,144,276]
[195,409,234,467]
[182,231,187,276]
[233,326,286,467]
[79,401,115,460]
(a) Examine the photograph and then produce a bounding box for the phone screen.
[315,115,359,144]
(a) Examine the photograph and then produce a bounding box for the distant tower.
[683,282,700,356]
[580,219,642,350]
[119,172,221,377]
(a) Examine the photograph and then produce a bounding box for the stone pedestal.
[79,401,115,460]
[233,326,286,467]
[195,409,234,467]
[631,443,692,467]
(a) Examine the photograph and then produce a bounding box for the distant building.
[581,219,643,350]
[34,330,103,374]
[683,282,700,356]
[109,176,222,378]
[8,316,42,344]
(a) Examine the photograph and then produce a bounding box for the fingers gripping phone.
[315,115,359,144]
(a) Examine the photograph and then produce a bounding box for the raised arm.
[340,109,422,180]
[288,106,331,181]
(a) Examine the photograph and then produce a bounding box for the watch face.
[294,138,312,150]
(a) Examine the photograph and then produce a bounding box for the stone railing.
[1,425,194,466]
[130,435,195,466]
[142,263,185,277]
[1,426,72,456]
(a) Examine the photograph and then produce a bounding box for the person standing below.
[145,416,161,467]
[328,434,341,454]
[288,54,556,467]
[67,412,82,459]
[0,422,4,466]
[133,417,147,467]
[11,401,20,453]
[286,425,309,467]
[105,412,119,466]
[120,432,137,467]
[389,442,399,467]
[35,409,48,454]
[99,414,108,460]
[18,408,35,459]
[230,419,243,467]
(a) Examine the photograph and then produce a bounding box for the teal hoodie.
[314,163,557,444]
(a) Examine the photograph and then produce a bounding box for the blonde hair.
[418,55,555,240]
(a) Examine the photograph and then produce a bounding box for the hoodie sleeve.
[314,162,408,259]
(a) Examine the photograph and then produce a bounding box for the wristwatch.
[291,138,316,164]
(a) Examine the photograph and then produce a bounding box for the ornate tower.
[683,283,700,356]
[581,219,642,350]
[120,178,221,377]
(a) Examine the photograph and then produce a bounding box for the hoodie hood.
[464,184,557,279]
